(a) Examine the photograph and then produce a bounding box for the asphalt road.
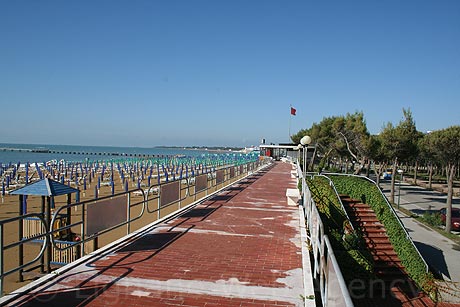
[379,179,460,282]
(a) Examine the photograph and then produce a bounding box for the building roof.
[9,178,80,196]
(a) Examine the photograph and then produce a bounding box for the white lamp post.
[300,135,312,178]
[296,144,302,166]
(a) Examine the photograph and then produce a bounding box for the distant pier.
[0,147,166,158]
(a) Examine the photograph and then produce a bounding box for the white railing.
[297,164,354,307]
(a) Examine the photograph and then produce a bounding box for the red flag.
[290,107,296,116]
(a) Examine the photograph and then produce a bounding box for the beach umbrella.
[25,162,29,184]
[125,180,128,192]
[2,182,5,196]
[83,178,87,190]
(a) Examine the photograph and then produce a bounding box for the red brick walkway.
[3,162,312,307]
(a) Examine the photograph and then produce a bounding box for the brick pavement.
[2,162,313,307]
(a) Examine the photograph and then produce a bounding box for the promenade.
[2,162,314,307]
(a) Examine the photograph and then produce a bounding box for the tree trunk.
[428,163,433,190]
[390,159,397,204]
[375,162,386,188]
[365,159,371,177]
[445,164,455,233]
[414,160,418,185]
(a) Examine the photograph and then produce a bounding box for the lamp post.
[300,135,312,178]
[397,169,404,209]
[296,144,302,167]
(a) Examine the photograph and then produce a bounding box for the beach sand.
[0,161,238,294]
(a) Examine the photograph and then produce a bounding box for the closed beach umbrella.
[25,163,29,184]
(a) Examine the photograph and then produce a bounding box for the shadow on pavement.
[414,241,450,280]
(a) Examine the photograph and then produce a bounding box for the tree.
[418,134,436,190]
[292,112,370,173]
[368,134,386,186]
[334,112,371,174]
[423,126,460,232]
[379,109,420,204]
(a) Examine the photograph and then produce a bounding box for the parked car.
[381,171,392,180]
[439,207,460,231]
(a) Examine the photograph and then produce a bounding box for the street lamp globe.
[300,135,311,146]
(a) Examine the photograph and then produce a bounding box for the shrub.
[421,212,443,228]
[328,174,437,297]
[306,176,374,287]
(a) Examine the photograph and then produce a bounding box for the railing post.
[0,224,4,296]
[126,192,131,235]
[18,195,24,282]
[46,197,52,273]
[80,203,85,257]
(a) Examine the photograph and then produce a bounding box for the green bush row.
[327,175,436,297]
[306,176,374,287]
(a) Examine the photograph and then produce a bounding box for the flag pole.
[289,105,292,142]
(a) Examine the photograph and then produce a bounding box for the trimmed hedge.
[328,174,436,297]
[306,176,374,286]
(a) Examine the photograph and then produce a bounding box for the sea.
[0,143,230,165]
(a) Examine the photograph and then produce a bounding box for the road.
[379,179,460,282]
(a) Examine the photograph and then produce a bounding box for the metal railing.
[0,213,48,295]
[0,159,270,297]
[297,165,354,307]
[313,174,355,232]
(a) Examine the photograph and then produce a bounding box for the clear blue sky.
[1,0,459,147]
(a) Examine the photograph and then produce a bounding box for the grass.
[394,205,460,245]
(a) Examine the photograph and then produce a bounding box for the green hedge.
[306,176,374,286]
[328,174,436,297]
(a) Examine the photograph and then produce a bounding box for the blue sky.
[1,0,459,147]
